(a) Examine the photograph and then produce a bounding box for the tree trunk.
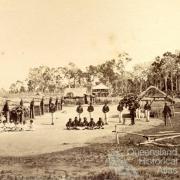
[178,75,180,92]
[140,80,142,93]
[73,78,76,88]
[164,77,168,92]
[175,75,178,91]
[170,73,173,91]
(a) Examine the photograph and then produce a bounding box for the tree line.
[9,51,180,96]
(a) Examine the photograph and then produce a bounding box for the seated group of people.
[66,117,104,130]
[0,118,34,132]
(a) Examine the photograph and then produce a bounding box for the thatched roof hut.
[138,86,174,102]
[138,86,175,117]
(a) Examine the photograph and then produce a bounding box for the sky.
[0,0,180,89]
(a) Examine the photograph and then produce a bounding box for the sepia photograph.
[0,0,180,179]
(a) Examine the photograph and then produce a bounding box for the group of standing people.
[76,102,110,125]
[117,100,152,125]
[75,100,152,126]
[1,97,63,123]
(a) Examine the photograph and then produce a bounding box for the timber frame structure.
[138,86,175,103]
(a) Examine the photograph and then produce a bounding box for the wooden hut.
[92,83,110,97]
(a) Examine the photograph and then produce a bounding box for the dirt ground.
[0,105,163,157]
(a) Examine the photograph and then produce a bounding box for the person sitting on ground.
[88,118,96,130]
[72,117,79,130]
[6,120,15,131]
[78,118,83,127]
[2,120,7,131]
[14,121,23,131]
[66,118,73,130]
[0,120,5,132]
[96,117,104,129]
[82,117,89,127]
[29,119,34,130]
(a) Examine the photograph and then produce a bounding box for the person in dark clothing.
[90,95,94,104]
[135,100,141,120]
[16,106,23,124]
[19,100,24,123]
[72,117,79,129]
[84,94,88,104]
[78,118,83,127]
[87,102,94,119]
[96,117,104,129]
[82,117,89,127]
[117,102,124,123]
[129,102,136,125]
[76,104,83,119]
[2,100,10,122]
[102,102,110,125]
[88,118,96,130]
[66,118,73,130]
[162,102,172,126]
[49,97,52,112]
[20,99,23,107]
[55,97,58,111]
[144,101,151,122]
[30,98,35,119]
[40,97,44,115]
[49,102,56,125]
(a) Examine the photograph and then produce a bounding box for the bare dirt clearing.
[0,105,163,156]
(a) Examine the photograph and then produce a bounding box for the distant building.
[64,87,88,98]
[63,87,91,104]
[92,83,110,97]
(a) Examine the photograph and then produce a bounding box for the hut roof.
[92,83,109,90]
[138,86,174,102]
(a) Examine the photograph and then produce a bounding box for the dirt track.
[0,105,163,157]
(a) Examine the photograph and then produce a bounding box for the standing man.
[84,94,88,104]
[129,102,136,125]
[144,101,151,122]
[30,98,35,119]
[76,103,83,119]
[87,102,94,119]
[40,97,44,115]
[102,102,110,125]
[117,101,124,123]
[55,97,59,111]
[20,99,23,107]
[90,95,93,104]
[49,102,56,125]
[135,100,141,120]
[162,102,172,126]
[2,100,10,122]
[19,98,24,123]
[49,97,52,112]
